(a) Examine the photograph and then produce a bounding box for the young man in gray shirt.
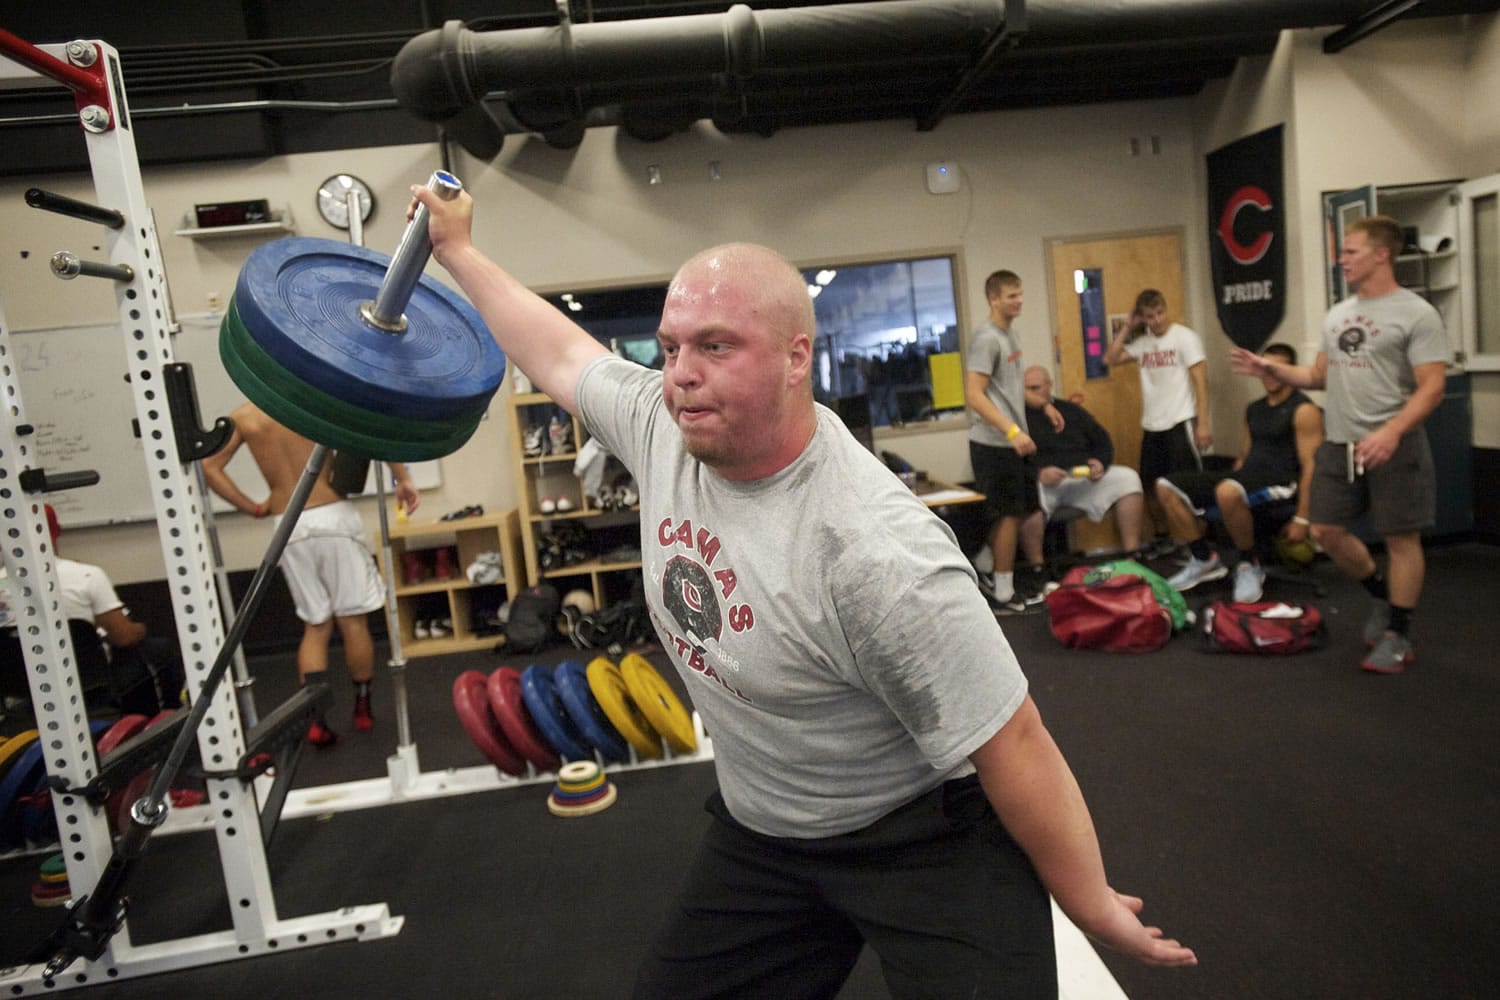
[1232,215,1450,673]
[964,271,1060,612]
[414,185,1195,997]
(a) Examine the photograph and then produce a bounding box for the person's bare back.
[202,403,343,517]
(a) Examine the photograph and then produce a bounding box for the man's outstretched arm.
[412,188,608,415]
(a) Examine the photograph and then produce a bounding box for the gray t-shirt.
[1322,287,1450,442]
[576,355,1028,838]
[966,321,1025,448]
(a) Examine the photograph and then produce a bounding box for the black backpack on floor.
[500,584,561,654]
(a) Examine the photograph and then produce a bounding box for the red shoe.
[433,546,457,581]
[353,693,374,732]
[401,550,428,585]
[307,720,340,747]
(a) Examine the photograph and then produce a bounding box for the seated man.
[1017,366,1145,568]
[0,505,185,715]
[1157,343,1324,602]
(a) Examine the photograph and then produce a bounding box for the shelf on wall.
[1396,249,1456,263]
[541,556,643,578]
[523,451,578,465]
[175,207,295,239]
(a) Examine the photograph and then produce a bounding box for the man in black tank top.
[1156,344,1325,602]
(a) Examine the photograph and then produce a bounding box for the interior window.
[542,253,963,429]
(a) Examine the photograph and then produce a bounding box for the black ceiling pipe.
[391,0,1500,155]
[391,0,1012,124]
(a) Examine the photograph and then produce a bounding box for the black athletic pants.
[633,776,1057,1000]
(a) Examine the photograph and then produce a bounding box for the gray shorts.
[1039,465,1143,521]
[1308,435,1435,536]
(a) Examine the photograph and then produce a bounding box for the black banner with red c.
[1207,125,1286,352]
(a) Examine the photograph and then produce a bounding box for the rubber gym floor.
[2,541,1497,999]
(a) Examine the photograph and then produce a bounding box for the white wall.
[1287,19,1471,340]
[1191,35,1301,452]
[1,99,1203,582]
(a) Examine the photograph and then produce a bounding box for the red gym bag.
[1044,568,1172,653]
[1199,600,1327,655]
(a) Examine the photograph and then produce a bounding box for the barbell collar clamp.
[365,169,462,331]
[50,250,134,282]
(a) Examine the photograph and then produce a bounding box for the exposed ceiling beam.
[1323,0,1425,54]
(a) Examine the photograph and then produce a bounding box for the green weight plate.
[221,316,483,461]
[221,301,476,445]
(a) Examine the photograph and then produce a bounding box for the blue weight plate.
[234,237,504,421]
[6,719,112,850]
[0,740,45,850]
[548,783,614,804]
[554,660,628,763]
[221,316,484,462]
[487,668,561,773]
[520,665,591,762]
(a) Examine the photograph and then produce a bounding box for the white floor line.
[1054,898,1129,999]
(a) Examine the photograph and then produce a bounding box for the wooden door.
[1044,229,1187,550]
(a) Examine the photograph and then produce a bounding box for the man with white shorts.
[1017,366,1144,569]
[202,402,419,745]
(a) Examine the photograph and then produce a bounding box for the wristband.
[253,502,269,519]
[1292,516,1310,527]
[1005,424,1021,441]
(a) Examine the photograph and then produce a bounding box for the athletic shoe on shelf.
[555,496,575,513]
[523,424,547,457]
[1361,630,1413,674]
[539,496,556,514]
[353,693,373,733]
[548,415,570,454]
[429,618,453,639]
[1167,552,1228,591]
[1363,600,1390,647]
[1233,561,1266,603]
[613,475,639,508]
[414,620,431,639]
[401,550,428,585]
[307,720,340,748]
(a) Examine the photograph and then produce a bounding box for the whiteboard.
[9,313,441,528]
